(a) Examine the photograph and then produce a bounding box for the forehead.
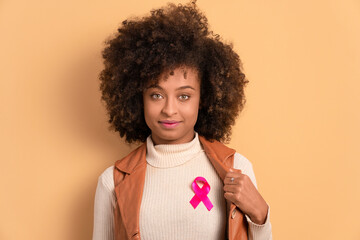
[148,66,200,88]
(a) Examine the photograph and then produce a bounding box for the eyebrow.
[146,84,196,91]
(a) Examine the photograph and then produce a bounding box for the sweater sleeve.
[92,166,116,240]
[233,153,273,240]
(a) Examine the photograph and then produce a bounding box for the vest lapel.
[198,135,236,180]
[114,143,147,239]
[199,136,248,240]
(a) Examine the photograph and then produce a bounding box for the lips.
[159,120,181,129]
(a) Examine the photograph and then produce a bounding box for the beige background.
[1,0,359,239]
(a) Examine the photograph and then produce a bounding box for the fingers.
[224,192,234,201]
[224,172,251,193]
[224,170,244,185]
[224,191,240,208]
[223,184,239,193]
[224,176,238,185]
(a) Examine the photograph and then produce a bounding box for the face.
[143,66,201,145]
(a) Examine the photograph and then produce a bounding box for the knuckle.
[238,178,244,186]
[235,193,241,202]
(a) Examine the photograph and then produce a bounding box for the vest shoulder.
[114,143,147,174]
[114,143,145,163]
[199,135,236,160]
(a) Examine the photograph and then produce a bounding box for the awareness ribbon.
[189,176,213,211]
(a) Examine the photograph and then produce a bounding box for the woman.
[93,2,272,239]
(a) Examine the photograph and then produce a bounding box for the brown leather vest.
[113,135,248,240]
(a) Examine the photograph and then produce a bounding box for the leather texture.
[113,135,248,240]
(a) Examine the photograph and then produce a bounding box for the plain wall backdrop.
[1,0,359,239]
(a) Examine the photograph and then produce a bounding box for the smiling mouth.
[159,120,181,128]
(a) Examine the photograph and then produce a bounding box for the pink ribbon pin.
[190,176,213,211]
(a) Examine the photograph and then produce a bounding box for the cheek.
[186,100,200,122]
[143,100,160,124]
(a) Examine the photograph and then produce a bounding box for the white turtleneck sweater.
[92,133,272,240]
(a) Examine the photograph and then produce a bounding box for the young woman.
[93,2,272,240]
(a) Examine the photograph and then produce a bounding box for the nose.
[161,97,177,116]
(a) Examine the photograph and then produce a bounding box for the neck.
[150,131,196,145]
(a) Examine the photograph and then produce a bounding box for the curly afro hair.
[99,1,248,143]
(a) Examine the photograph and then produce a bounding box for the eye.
[150,93,163,100]
[179,95,190,101]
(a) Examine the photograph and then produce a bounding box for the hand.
[223,169,269,225]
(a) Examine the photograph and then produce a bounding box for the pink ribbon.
[190,176,213,211]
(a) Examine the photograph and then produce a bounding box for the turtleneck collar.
[145,132,204,168]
